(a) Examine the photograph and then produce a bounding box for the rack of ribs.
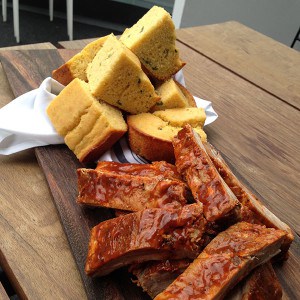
[129,259,191,299]
[85,203,206,277]
[77,168,189,211]
[154,222,286,300]
[226,261,282,300]
[172,124,241,224]
[204,141,293,258]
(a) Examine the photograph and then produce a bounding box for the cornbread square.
[52,36,108,86]
[47,78,127,163]
[87,34,159,114]
[153,107,206,128]
[152,79,190,111]
[120,6,185,80]
[127,111,207,163]
[47,78,94,136]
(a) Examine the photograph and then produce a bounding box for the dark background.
[0,0,149,47]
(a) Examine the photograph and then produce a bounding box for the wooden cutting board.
[0,49,299,299]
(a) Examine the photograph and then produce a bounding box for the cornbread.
[120,6,185,80]
[127,109,206,163]
[52,36,108,86]
[87,34,160,114]
[153,107,206,128]
[47,78,127,163]
[152,79,196,111]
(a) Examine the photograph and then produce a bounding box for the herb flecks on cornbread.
[47,78,127,163]
[87,34,160,114]
[52,36,108,86]
[152,79,191,111]
[127,108,207,162]
[120,6,185,80]
[153,107,206,128]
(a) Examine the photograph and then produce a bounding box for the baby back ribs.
[173,125,241,223]
[130,259,191,299]
[154,222,286,300]
[77,168,188,211]
[85,203,206,277]
[226,261,283,300]
[204,142,293,257]
[96,161,182,180]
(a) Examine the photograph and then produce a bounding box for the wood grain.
[0,48,86,299]
[176,21,300,109]
[58,38,97,50]
[0,42,55,51]
[0,282,9,300]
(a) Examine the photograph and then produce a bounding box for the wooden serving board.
[1,49,299,299]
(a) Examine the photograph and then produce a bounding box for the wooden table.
[0,21,299,299]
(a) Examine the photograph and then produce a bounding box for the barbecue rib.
[96,161,182,180]
[85,204,206,277]
[204,142,294,257]
[77,168,188,211]
[173,125,241,223]
[226,261,283,300]
[154,222,286,300]
[130,259,191,299]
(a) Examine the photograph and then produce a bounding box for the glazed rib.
[77,168,188,211]
[85,204,206,277]
[154,222,286,300]
[96,161,182,180]
[204,142,294,256]
[130,259,191,299]
[173,125,241,223]
[226,261,282,300]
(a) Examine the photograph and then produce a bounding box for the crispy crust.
[143,61,186,82]
[79,129,126,163]
[174,80,196,107]
[128,118,175,163]
[52,63,75,86]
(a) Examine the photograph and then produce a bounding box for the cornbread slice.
[47,78,94,136]
[52,36,108,86]
[152,79,193,111]
[87,34,160,114]
[120,6,185,80]
[153,107,206,128]
[47,78,127,163]
[127,110,206,163]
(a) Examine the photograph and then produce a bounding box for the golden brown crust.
[52,64,75,86]
[144,61,186,82]
[127,117,175,163]
[174,80,196,107]
[79,129,126,163]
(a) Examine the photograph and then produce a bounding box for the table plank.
[176,21,300,109]
[0,282,9,300]
[0,49,87,299]
[1,48,299,299]
[177,41,300,234]
[0,49,149,300]
[59,38,97,50]
[0,42,55,51]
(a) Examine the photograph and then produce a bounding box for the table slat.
[176,21,300,109]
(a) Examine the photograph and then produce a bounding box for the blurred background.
[0,0,299,50]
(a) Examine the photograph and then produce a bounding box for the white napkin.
[0,75,218,156]
[0,77,64,155]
